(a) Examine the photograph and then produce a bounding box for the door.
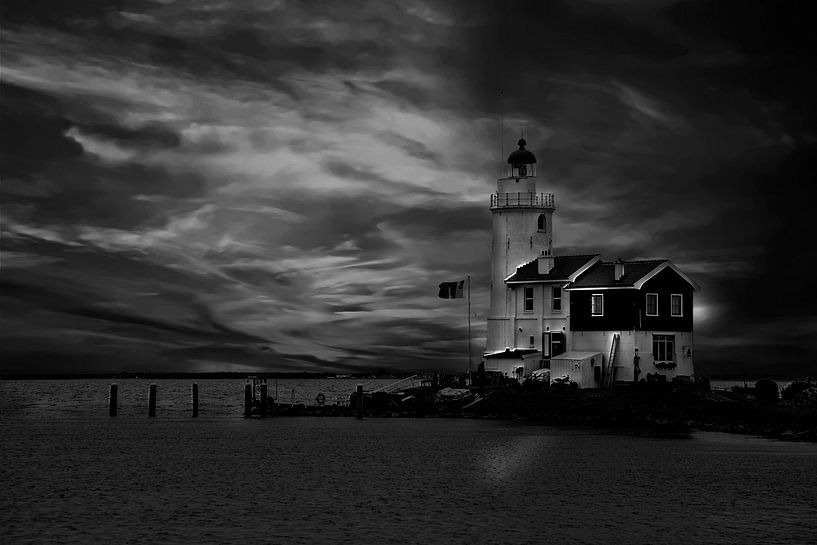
[551,332,565,357]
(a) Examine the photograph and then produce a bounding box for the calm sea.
[1,379,815,545]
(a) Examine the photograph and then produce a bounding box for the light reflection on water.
[481,435,555,484]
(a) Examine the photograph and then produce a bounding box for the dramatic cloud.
[2,0,815,375]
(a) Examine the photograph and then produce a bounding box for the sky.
[1,0,815,376]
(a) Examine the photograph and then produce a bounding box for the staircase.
[372,375,421,394]
[605,334,620,388]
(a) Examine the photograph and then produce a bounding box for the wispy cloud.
[2,0,815,374]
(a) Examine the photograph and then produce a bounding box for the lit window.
[646,293,658,316]
[524,286,534,312]
[671,294,683,317]
[591,294,603,316]
[552,286,561,312]
[652,334,675,363]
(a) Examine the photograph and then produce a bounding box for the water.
[0,378,395,420]
[1,380,815,544]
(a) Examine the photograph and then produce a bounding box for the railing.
[372,375,421,393]
[490,192,555,209]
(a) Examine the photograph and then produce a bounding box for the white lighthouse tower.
[486,138,555,357]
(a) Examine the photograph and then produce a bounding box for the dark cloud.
[381,204,490,238]
[668,0,817,137]
[2,0,815,375]
[76,121,181,150]
[0,81,205,231]
[0,83,84,176]
[0,0,134,28]
[378,131,441,163]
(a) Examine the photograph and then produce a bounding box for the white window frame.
[523,286,534,312]
[591,293,604,316]
[646,293,658,316]
[552,286,562,312]
[652,334,675,363]
[671,294,683,317]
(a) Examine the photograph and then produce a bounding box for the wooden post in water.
[244,383,252,418]
[192,383,199,418]
[109,384,118,417]
[148,383,157,417]
[356,383,363,419]
[260,382,268,417]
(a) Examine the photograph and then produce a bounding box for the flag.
[438,280,465,299]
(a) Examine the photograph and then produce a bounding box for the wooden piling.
[356,383,363,419]
[192,383,199,418]
[109,384,118,417]
[260,382,268,417]
[148,383,157,417]
[244,383,252,417]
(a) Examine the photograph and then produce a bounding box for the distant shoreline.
[0,372,412,380]
[0,372,807,381]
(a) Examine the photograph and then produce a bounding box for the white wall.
[488,189,554,353]
[572,330,694,381]
[550,353,601,388]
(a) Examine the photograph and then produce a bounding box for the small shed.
[550,351,603,388]
[483,348,542,381]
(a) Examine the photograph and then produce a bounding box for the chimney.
[614,258,625,281]
[538,249,554,274]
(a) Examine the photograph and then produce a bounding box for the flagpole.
[467,275,472,378]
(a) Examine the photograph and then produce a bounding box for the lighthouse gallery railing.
[490,192,555,209]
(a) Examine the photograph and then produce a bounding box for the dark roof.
[507,138,536,165]
[569,260,666,288]
[506,254,600,283]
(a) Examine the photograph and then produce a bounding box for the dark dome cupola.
[507,138,537,178]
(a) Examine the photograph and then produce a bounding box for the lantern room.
[506,138,537,178]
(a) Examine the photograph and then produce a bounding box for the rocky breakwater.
[342,379,816,442]
[265,379,816,441]
[467,379,817,441]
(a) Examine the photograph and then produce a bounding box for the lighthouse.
[482,138,699,386]
[486,138,555,356]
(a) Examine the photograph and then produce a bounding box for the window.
[591,294,604,316]
[652,334,675,363]
[529,335,535,348]
[646,293,658,316]
[552,286,562,312]
[537,214,546,232]
[524,286,534,312]
[671,294,683,317]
